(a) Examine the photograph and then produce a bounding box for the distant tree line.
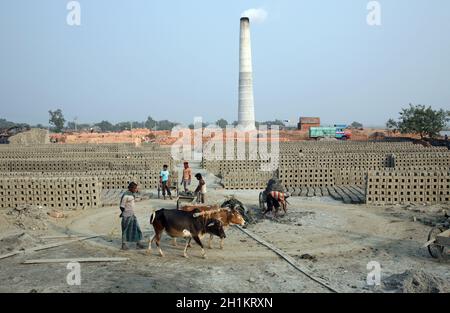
[4,109,305,133]
[47,110,180,132]
[0,118,30,129]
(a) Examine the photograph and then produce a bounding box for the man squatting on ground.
[120,182,145,250]
[194,173,206,204]
[181,161,192,192]
[160,164,173,200]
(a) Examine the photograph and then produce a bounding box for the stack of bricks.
[222,171,275,190]
[204,141,450,205]
[0,177,101,209]
[0,143,177,210]
[366,169,450,205]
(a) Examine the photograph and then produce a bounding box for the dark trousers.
[161,181,171,197]
[266,193,280,211]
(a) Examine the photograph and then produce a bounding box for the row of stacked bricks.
[279,142,450,205]
[209,141,450,207]
[0,177,101,209]
[222,171,275,190]
[278,167,369,188]
[0,143,177,210]
[392,153,450,167]
[278,141,448,153]
[0,171,170,190]
[0,159,170,172]
[366,169,450,205]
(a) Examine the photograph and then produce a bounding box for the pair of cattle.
[148,204,245,258]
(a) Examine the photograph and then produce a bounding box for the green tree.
[157,120,177,130]
[0,118,17,129]
[114,122,132,131]
[95,120,114,132]
[389,104,450,139]
[216,118,228,129]
[131,121,145,129]
[48,109,66,132]
[259,119,285,127]
[351,121,363,128]
[66,121,76,130]
[386,118,398,131]
[145,116,157,130]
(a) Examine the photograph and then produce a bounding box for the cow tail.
[150,211,156,224]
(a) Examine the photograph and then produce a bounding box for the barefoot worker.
[194,173,206,204]
[181,161,192,192]
[119,182,145,250]
[159,164,173,200]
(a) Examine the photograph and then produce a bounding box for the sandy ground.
[0,161,449,293]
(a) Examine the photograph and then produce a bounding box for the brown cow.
[177,204,245,249]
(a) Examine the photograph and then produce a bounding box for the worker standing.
[160,164,172,200]
[181,161,192,192]
[119,182,145,250]
[194,173,206,203]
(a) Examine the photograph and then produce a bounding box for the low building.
[298,117,320,131]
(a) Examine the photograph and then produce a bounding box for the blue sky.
[0,0,449,127]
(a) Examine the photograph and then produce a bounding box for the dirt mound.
[5,205,49,232]
[8,128,49,145]
[383,270,449,293]
[0,232,43,255]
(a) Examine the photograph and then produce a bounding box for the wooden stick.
[0,235,101,260]
[234,225,339,293]
[40,234,105,239]
[422,238,436,248]
[23,257,128,264]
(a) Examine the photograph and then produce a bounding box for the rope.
[234,225,339,293]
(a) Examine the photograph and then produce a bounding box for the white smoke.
[241,8,268,23]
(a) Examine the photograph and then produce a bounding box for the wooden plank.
[23,257,128,264]
[422,238,436,248]
[0,235,102,260]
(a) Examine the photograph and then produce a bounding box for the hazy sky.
[1,0,449,127]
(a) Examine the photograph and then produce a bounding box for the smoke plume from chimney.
[241,8,268,24]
